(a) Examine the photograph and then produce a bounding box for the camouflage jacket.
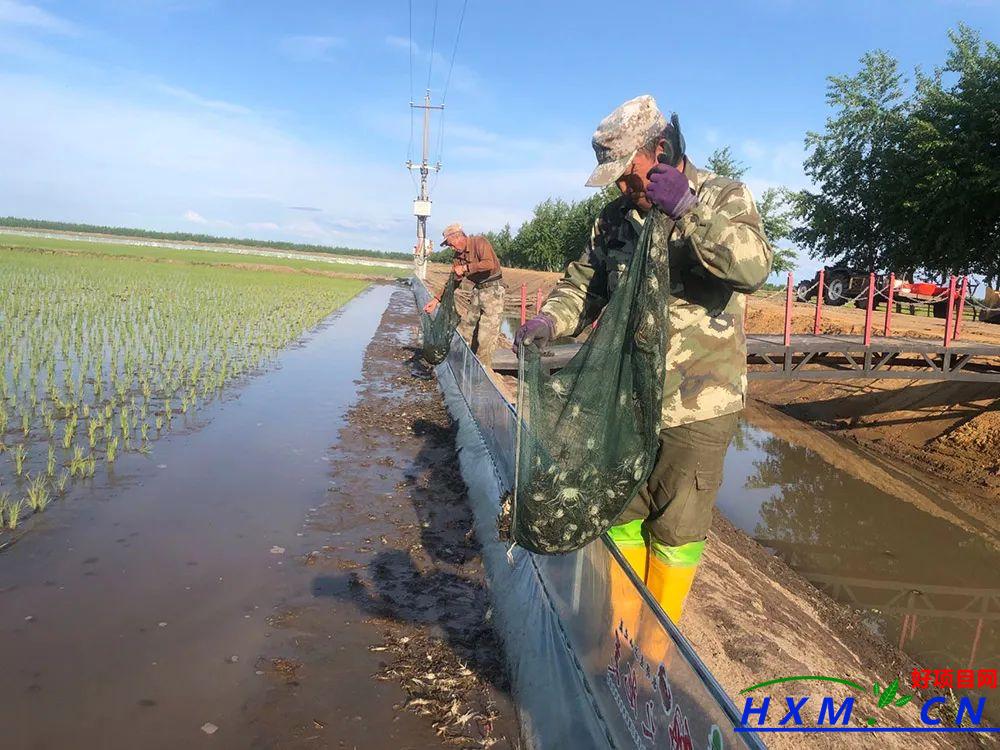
[541,160,773,428]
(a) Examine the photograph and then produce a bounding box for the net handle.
[509,342,526,563]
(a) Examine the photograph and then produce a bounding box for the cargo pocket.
[667,469,723,545]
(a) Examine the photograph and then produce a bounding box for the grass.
[0,232,411,279]
[0,246,369,533]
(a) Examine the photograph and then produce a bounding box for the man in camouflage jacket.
[515,95,772,625]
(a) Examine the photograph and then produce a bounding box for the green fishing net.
[510,211,673,554]
[420,273,460,365]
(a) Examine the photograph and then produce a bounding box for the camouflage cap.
[585,95,668,188]
[440,222,464,246]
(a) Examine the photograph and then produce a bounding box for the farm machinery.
[795,266,993,320]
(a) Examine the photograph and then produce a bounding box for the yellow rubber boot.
[646,540,705,624]
[607,520,648,634]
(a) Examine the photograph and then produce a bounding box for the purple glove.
[513,314,554,353]
[646,163,698,219]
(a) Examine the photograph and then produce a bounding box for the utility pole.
[406,90,443,280]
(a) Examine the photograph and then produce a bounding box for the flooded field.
[719,419,1000,689]
[0,286,395,748]
[0,248,367,543]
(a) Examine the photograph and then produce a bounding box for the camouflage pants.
[458,284,505,369]
[614,411,739,548]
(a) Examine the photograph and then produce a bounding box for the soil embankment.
[425,263,1000,528]
[251,289,518,748]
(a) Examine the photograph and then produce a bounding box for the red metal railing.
[863,273,875,346]
[813,269,824,335]
[884,272,895,337]
[783,272,793,347]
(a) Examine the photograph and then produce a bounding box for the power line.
[425,0,439,92]
[407,0,414,101]
[440,0,468,105]
[406,0,417,188]
[433,0,469,179]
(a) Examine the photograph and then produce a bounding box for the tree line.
[439,25,996,287]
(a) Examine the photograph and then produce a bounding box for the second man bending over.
[424,222,506,369]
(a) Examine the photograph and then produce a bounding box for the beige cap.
[441,222,464,246]
[585,95,668,187]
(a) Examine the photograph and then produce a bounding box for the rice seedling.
[4,496,23,529]
[14,444,27,476]
[0,247,366,531]
[26,475,50,513]
[106,436,119,465]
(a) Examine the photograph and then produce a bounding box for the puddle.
[718,420,1000,681]
[0,285,396,749]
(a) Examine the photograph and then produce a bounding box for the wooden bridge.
[491,336,1000,382]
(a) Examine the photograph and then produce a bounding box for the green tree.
[499,187,617,271]
[758,187,798,275]
[705,146,748,179]
[889,26,1000,283]
[791,51,910,271]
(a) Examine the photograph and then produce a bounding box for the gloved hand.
[513,313,555,353]
[646,158,698,219]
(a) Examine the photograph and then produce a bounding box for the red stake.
[813,268,825,335]
[954,275,968,340]
[863,272,875,346]
[884,272,895,337]
[784,272,793,347]
[535,288,543,315]
[520,283,527,326]
[944,275,957,348]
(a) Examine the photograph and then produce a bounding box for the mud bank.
[251,290,518,748]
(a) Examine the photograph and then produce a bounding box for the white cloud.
[278,35,343,62]
[155,83,251,115]
[385,35,412,52]
[0,0,79,35]
[0,72,429,250]
[183,209,208,224]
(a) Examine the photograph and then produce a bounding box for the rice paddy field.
[0,245,369,539]
[0,231,411,278]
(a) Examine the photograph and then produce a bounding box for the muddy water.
[717,419,1000,684]
[0,285,440,749]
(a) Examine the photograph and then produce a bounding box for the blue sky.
[1,1,998,276]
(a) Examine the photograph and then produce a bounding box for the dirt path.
[249,290,518,748]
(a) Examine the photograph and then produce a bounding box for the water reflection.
[717,421,1000,677]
